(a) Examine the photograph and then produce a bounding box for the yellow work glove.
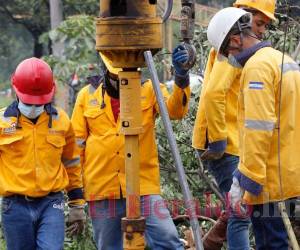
[66,205,86,237]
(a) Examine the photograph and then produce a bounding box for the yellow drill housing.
[96,1,164,249]
[96,0,163,68]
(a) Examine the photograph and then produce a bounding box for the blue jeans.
[1,192,65,250]
[198,150,250,250]
[89,195,184,250]
[227,212,251,250]
[251,202,289,250]
[199,151,239,194]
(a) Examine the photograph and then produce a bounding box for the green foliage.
[48,15,96,60]
[0,0,99,84]
[0,13,33,83]
[267,0,300,57]
[193,26,211,74]
[0,1,299,248]
[0,96,12,109]
[63,0,99,16]
[64,218,97,250]
[42,15,99,111]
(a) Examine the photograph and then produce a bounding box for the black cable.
[277,2,289,200]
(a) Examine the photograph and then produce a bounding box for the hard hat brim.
[13,85,56,105]
[99,52,122,75]
[233,3,276,21]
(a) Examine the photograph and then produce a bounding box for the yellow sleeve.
[204,48,217,81]
[63,121,85,206]
[71,88,89,167]
[238,67,276,185]
[203,59,240,144]
[155,84,191,120]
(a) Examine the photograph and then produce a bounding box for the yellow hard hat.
[99,52,122,75]
[234,0,276,20]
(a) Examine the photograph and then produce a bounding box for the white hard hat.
[207,7,252,54]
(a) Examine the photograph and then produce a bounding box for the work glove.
[172,44,189,76]
[200,140,226,161]
[200,149,224,161]
[66,205,86,237]
[229,177,247,216]
[201,149,224,161]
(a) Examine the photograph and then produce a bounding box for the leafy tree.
[0,0,99,87]
[0,0,51,57]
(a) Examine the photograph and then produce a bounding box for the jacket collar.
[4,101,57,118]
[87,75,104,90]
[4,101,19,118]
[235,41,272,67]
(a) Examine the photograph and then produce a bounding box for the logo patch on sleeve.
[249,82,264,90]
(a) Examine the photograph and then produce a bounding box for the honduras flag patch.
[249,82,264,90]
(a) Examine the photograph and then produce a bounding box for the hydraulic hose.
[162,0,173,23]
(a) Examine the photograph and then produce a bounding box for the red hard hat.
[12,57,56,105]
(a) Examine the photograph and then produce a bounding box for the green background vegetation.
[0,0,299,249]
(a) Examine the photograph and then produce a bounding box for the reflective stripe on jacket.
[238,47,300,204]
[192,48,242,155]
[0,105,83,202]
[71,80,190,201]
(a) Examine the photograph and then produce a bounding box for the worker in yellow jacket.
[71,46,191,250]
[0,58,85,250]
[192,1,275,249]
[193,0,275,192]
[207,7,300,249]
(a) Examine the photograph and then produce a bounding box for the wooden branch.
[173,214,217,224]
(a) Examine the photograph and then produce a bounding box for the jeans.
[197,150,250,250]
[227,212,251,250]
[89,195,184,250]
[199,151,239,193]
[251,202,289,250]
[1,192,65,250]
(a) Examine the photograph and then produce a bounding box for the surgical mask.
[227,54,243,68]
[18,100,44,119]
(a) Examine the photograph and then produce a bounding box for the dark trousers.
[251,202,290,250]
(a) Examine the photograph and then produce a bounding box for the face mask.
[227,54,243,68]
[18,100,44,119]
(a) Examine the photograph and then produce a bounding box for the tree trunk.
[33,35,44,58]
[50,0,64,57]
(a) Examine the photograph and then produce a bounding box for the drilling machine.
[96,1,203,249]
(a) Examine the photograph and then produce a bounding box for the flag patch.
[249,82,264,90]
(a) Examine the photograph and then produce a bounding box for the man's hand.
[200,149,224,161]
[229,177,246,215]
[66,206,86,237]
[172,44,189,76]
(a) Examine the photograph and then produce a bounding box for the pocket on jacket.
[83,108,105,119]
[0,134,23,146]
[0,134,24,165]
[84,108,111,135]
[46,135,66,148]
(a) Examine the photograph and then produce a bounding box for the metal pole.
[144,50,204,250]
[278,202,300,250]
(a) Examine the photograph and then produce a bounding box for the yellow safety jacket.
[71,80,190,201]
[237,47,300,204]
[0,102,84,205]
[192,48,242,155]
